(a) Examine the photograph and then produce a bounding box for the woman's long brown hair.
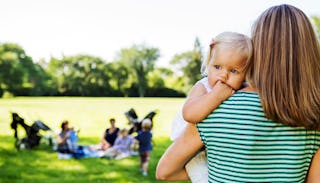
[247,4,320,129]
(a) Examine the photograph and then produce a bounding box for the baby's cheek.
[230,78,245,90]
[208,76,218,87]
[233,83,243,90]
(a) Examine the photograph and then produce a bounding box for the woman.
[56,120,72,153]
[99,118,120,150]
[156,4,320,182]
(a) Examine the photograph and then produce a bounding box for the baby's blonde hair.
[201,32,253,76]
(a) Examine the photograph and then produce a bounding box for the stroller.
[10,112,53,150]
[124,108,157,134]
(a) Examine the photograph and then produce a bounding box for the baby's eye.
[230,69,239,74]
[213,65,221,70]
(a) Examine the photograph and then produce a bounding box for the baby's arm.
[183,80,234,123]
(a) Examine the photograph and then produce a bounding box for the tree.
[26,62,55,96]
[0,43,43,96]
[46,55,112,96]
[170,37,203,93]
[107,62,130,96]
[117,44,160,97]
[147,68,168,88]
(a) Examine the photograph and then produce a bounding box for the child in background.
[67,126,79,153]
[135,119,153,176]
[170,31,252,182]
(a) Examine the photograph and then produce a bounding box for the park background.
[0,0,320,182]
[0,97,187,182]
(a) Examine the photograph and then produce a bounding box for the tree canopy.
[4,19,319,98]
[117,44,160,97]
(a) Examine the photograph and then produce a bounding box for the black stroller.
[10,112,53,150]
[124,108,157,134]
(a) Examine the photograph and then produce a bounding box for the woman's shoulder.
[225,88,261,105]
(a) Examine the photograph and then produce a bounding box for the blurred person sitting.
[56,120,78,153]
[92,118,120,151]
[103,128,134,160]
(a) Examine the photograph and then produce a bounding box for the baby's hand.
[211,80,234,101]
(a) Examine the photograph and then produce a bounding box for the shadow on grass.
[0,135,189,183]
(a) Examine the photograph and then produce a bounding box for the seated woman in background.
[56,120,78,153]
[100,118,120,150]
[91,118,120,151]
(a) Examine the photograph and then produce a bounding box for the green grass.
[0,97,189,183]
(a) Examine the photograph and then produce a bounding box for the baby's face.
[207,47,246,90]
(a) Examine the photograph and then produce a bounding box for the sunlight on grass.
[101,171,122,179]
[21,172,47,179]
[50,160,86,171]
[0,141,15,150]
[117,158,137,166]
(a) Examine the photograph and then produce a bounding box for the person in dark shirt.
[99,118,120,150]
[135,119,153,176]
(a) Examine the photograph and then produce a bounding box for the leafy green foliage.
[0,44,29,94]
[170,38,203,93]
[107,62,130,97]
[47,55,112,96]
[0,43,53,96]
[117,44,160,97]
[0,39,204,97]
[311,16,320,39]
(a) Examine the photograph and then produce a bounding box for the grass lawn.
[0,97,190,183]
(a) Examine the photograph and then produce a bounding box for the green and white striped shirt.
[197,91,320,183]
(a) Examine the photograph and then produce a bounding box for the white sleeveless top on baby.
[170,77,212,140]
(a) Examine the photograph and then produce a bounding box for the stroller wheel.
[15,140,24,150]
[19,143,27,150]
[15,139,30,150]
